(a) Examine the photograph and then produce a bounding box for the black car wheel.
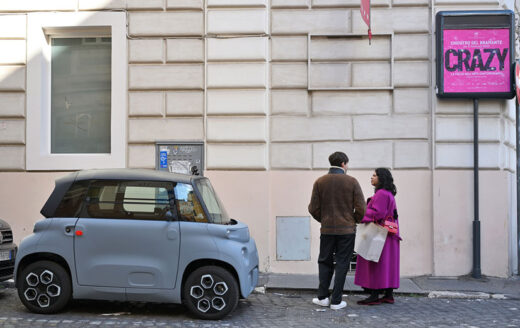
[17,260,71,314]
[183,265,239,320]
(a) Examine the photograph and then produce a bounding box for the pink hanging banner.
[360,0,371,43]
[360,0,370,27]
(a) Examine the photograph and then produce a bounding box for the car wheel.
[183,265,239,320]
[17,260,71,314]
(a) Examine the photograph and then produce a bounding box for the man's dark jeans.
[317,233,355,305]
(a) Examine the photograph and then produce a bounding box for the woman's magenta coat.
[354,189,401,289]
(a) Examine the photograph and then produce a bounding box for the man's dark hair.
[328,152,349,167]
[375,167,397,196]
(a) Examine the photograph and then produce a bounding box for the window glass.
[85,180,174,220]
[51,37,111,154]
[86,181,118,215]
[194,179,230,225]
[174,183,208,223]
[123,185,170,215]
[98,185,117,211]
[54,181,89,217]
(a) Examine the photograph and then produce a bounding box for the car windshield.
[194,178,231,224]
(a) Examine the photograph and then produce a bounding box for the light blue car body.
[14,169,259,305]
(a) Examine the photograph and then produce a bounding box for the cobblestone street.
[0,287,519,327]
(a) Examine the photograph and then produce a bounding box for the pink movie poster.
[443,29,510,93]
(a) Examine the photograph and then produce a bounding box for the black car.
[0,219,17,282]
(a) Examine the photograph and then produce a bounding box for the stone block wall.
[126,2,205,169]
[0,0,517,278]
[0,14,26,170]
[0,0,514,172]
[205,5,269,170]
[270,4,431,170]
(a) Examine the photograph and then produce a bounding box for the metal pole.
[516,96,520,276]
[472,98,481,279]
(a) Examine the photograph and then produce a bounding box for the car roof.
[75,168,197,184]
[41,169,204,218]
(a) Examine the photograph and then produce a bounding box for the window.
[27,12,126,170]
[51,37,111,154]
[54,181,89,218]
[96,183,118,211]
[85,181,175,221]
[122,185,170,215]
[194,178,230,224]
[174,183,208,223]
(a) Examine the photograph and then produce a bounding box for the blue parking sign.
[160,150,168,168]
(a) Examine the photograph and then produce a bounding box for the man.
[308,151,366,310]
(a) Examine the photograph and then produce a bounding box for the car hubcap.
[23,270,61,308]
[26,273,39,286]
[24,288,37,301]
[189,274,229,313]
[197,298,211,313]
[211,297,225,311]
[37,294,50,308]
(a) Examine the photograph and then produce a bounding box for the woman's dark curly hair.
[375,168,397,196]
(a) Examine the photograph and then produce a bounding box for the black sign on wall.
[436,10,515,99]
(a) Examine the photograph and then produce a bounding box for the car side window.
[85,180,175,221]
[54,181,89,217]
[174,183,208,223]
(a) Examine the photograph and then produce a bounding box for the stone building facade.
[0,0,518,278]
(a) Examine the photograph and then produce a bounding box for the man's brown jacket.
[308,167,366,235]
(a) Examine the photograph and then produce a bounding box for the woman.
[355,168,400,305]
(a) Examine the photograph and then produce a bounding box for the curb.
[428,291,509,300]
[0,280,14,289]
[3,278,518,301]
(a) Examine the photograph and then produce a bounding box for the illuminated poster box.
[436,11,514,99]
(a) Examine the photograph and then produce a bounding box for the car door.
[74,180,180,290]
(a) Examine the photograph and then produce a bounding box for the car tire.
[183,265,239,320]
[17,260,71,314]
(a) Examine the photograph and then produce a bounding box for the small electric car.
[14,169,259,320]
[0,218,17,282]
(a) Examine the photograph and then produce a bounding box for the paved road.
[0,287,519,327]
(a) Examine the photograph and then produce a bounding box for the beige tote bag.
[354,222,388,262]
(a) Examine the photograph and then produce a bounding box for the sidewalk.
[259,273,520,299]
[4,274,520,300]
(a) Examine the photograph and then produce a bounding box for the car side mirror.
[164,210,176,221]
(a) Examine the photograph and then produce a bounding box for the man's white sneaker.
[312,297,330,307]
[330,301,347,310]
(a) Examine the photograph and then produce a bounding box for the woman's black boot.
[357,289,381,305]
[380,288,395,304]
